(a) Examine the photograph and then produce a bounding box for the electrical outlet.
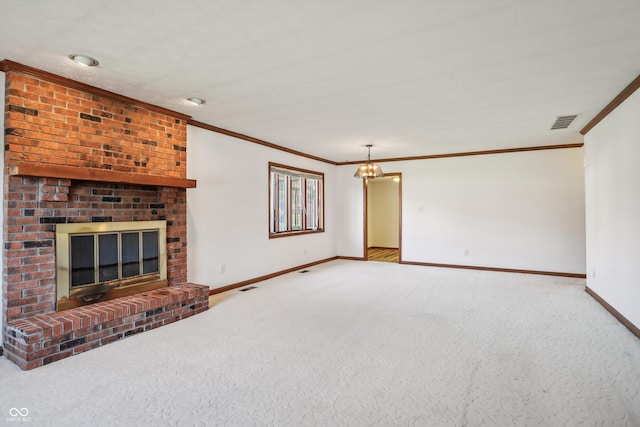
[464,249,469,256]
[220,264,225,274]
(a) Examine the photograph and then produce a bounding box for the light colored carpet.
[1,260,639,426]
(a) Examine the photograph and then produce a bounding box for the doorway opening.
[363,173,402,262]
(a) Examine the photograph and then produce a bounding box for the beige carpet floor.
[1,260,639,426]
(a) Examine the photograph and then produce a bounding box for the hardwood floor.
[367,247,399,263]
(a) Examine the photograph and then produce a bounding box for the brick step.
[4,284,209,370]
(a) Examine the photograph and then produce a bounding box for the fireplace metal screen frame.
[56,220,167,310]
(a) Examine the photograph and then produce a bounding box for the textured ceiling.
[1,0,640,162]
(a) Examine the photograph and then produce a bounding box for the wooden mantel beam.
[9,162,197,189]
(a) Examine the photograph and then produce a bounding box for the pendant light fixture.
[353,144,384,179]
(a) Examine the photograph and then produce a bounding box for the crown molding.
[188,120,337,165]
[581,73,640,135]
[337,143,584,165]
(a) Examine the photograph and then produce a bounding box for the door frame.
[363,172,402,261]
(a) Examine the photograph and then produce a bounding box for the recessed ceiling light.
[69,54,99,67]
[187,98,206,106]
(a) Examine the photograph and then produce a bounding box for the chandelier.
[353,145,384,179]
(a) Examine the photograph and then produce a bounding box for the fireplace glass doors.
[69,230,160,287]
[56,221,167,310]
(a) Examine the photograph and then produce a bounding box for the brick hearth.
[4,284,209,370]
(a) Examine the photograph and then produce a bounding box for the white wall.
[187,125,337,288]
[335,166,366,258]
[584,89,640,329]
[187,120,586,284]
[367,178,400,248]
[338,147,586,274]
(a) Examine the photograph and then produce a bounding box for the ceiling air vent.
[550,115,579,130]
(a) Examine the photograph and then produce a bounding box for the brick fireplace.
[1,60,208,369]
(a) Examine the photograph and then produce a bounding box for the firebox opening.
[56,221,168,311]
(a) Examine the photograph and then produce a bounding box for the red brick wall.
[4,71,187,177]
[3,69,189,324]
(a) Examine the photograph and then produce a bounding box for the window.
[269,163,324,237]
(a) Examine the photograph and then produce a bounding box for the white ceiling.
[2,0,640,163]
